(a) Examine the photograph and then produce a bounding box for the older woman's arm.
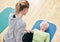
[45,34,50,42]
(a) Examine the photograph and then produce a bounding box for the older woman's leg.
[22,32,33,42]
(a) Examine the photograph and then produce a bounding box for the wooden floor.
[0,0,60,42]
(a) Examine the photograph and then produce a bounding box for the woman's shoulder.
[9,13,14,17]
[9,13,16,20]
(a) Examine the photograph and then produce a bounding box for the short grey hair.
[40,21,49,29]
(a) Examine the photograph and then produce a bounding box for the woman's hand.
[25,28,32,33]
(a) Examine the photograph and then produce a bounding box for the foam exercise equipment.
[32,20,57,42]
[0,7,14,33]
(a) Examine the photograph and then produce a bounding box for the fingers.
[25,28,31,33]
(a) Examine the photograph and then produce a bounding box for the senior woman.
[22,21,50,42]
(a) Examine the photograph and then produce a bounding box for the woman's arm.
[45,34,50,42]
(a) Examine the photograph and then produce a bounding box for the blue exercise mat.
[32,20,57,42]
[0,7,14,33]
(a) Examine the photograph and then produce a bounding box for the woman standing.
[4,0,29,42]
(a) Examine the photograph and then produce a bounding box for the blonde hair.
[15,1,29,14]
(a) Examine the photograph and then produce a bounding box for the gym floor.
[0,0,60,42]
